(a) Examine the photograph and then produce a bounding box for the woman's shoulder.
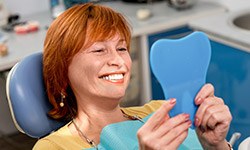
[121,100,165,118]
[33,122,86,150]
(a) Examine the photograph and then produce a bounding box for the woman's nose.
[107,51,124,67]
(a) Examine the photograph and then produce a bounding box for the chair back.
[150,31,211,128]
[6,52,66,138]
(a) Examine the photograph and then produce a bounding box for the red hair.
[43,3,131,120]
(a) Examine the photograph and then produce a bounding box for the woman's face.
[68,34,132,101]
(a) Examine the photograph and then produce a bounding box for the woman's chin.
[103,92,126,101]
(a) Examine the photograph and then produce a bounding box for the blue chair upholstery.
[150,31,211,128]
[6,52,66,138]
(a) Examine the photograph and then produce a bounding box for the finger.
[195,83,215,105]
[166,130,189,150]
[160,121,191,149]
[200,104,225,130]
[137,132,159,150]
[138,113,190,149]
[206,106,232,130]
[156,113,190,137]
[143,98,176,131]
[195,97,224,127]
[138,125,189,150]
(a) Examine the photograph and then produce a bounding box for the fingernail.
[196,97,202,104]
[170,98,176,104]
[195,117,199,127]
[184,114,190,121]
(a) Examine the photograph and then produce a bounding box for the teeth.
[102,74,124,80]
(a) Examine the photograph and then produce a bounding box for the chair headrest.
[6,52,66,138]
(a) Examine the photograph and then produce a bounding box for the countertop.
[102,1,226,36]
[0,1,226,71]
[0,12,52,71]
[189,8,250,53]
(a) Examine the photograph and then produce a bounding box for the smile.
[100,73,125,83]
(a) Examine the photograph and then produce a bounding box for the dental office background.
[1,0,250,148]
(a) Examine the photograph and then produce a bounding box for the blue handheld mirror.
[150,31,211,128]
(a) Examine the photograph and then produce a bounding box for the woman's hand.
[137,99,192,150]
[194,83,232,149]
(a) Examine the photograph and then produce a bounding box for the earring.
[60,93,65,107]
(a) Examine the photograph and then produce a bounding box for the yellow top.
[33,100,165,150]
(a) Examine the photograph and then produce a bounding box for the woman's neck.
[77,104,125,125]
[68,99,127,145]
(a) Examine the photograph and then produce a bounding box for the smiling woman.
[34,2,232,150]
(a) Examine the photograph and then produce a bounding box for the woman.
[34,3,232,150]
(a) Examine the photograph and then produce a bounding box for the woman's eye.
[92,49,104,53]
[117,47,127,51]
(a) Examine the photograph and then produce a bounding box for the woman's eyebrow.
[93,38,126,44]
[118,39,126,44]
